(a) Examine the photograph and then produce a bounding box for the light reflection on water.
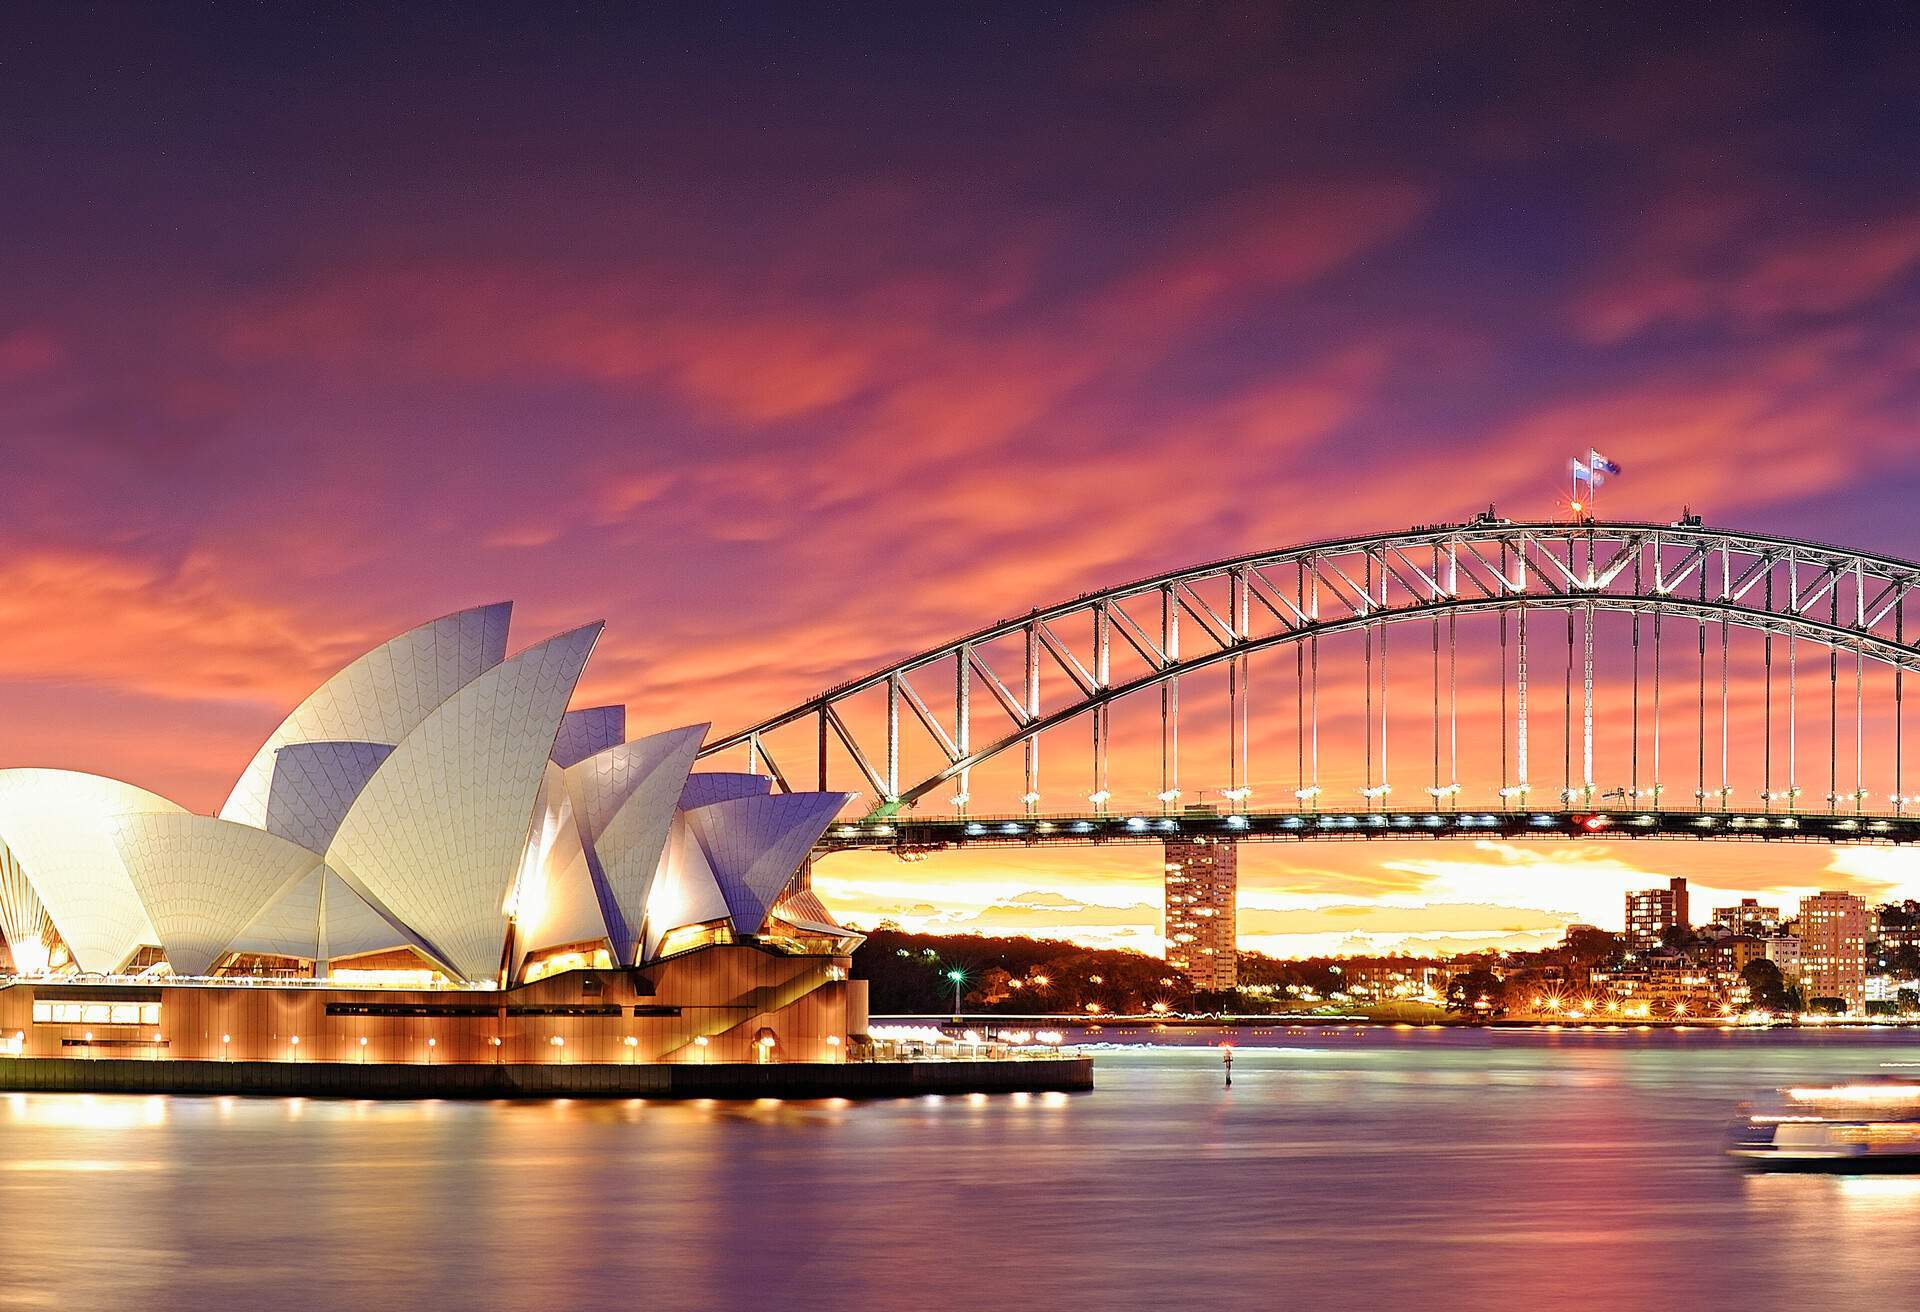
[3,1029,1919,1311]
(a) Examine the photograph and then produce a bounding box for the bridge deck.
[820,807,1920,851]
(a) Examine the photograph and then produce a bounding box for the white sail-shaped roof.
[0,839,56,974]
[678,772,773,809]
[224,864,325,961]
[320,868,424,962]
[511,771,610,969]
[509,763,610,963]
[265,741,393,854]
[325,623,602,981]
[550,706,626,768]
[0,770,184,972]
[642,810,733,959]
[771,885,851,939]
[681,792,850,937]
[112,814,324,977]
[220,602,512,829]
[225,866,423,966]
[567,724,706,965]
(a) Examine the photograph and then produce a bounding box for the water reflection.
[2,1031,1919,1310]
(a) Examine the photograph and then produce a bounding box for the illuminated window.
[657,922,734,958]
[329,968,443,988]
[31,999,162,1027]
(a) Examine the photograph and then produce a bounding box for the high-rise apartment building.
[1798,891,1869,1011]
[1164,837,1237,991]
[1626,877,1689,946]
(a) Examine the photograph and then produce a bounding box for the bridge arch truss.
[700,517,1920,830]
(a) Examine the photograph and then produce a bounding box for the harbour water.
[5,1027,1919,1311]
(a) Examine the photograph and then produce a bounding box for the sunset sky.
[5,3,1919,956]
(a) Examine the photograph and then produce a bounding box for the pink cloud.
[1573,205,1920,343]
[0,329,63,379]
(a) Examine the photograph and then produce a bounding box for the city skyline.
[6,5,1920,958]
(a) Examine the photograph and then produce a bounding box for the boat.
[1729,1079,1920,1169]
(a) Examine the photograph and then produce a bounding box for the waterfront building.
[1163,837,1237,990]
[1335,958,1454,1003]
[1626,877,1689,946]
[1589,961,1726,1018]
[1711,899,1781,937]
[0,951,865,1066]
[0,605,868,1066]
[1797,891,1869,1011]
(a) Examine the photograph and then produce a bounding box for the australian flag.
[1589,450,1623,477]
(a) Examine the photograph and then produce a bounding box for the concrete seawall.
[0,1055,1093,1100]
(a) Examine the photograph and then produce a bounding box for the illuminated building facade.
[1626,877,1689,946]
[1334,958,1454,1003]
[1701,935,1770,977]
[0,950,863,1066]
[1711,898,1781,937]
[1589,963,1725,1018]
[0,606,867,1065]
[1797,891,1869,1011]
[1762,936,1801,979]
[1163,837,1237,990]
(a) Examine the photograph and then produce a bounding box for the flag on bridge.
[1589,450,1623,477]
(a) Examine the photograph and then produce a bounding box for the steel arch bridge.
[697,514,1920,851]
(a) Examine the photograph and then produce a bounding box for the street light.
[946,969,966,1016]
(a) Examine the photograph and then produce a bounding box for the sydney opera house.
[0,605,871,1073]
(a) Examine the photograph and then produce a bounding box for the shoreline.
[881,1013,1920,1032]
